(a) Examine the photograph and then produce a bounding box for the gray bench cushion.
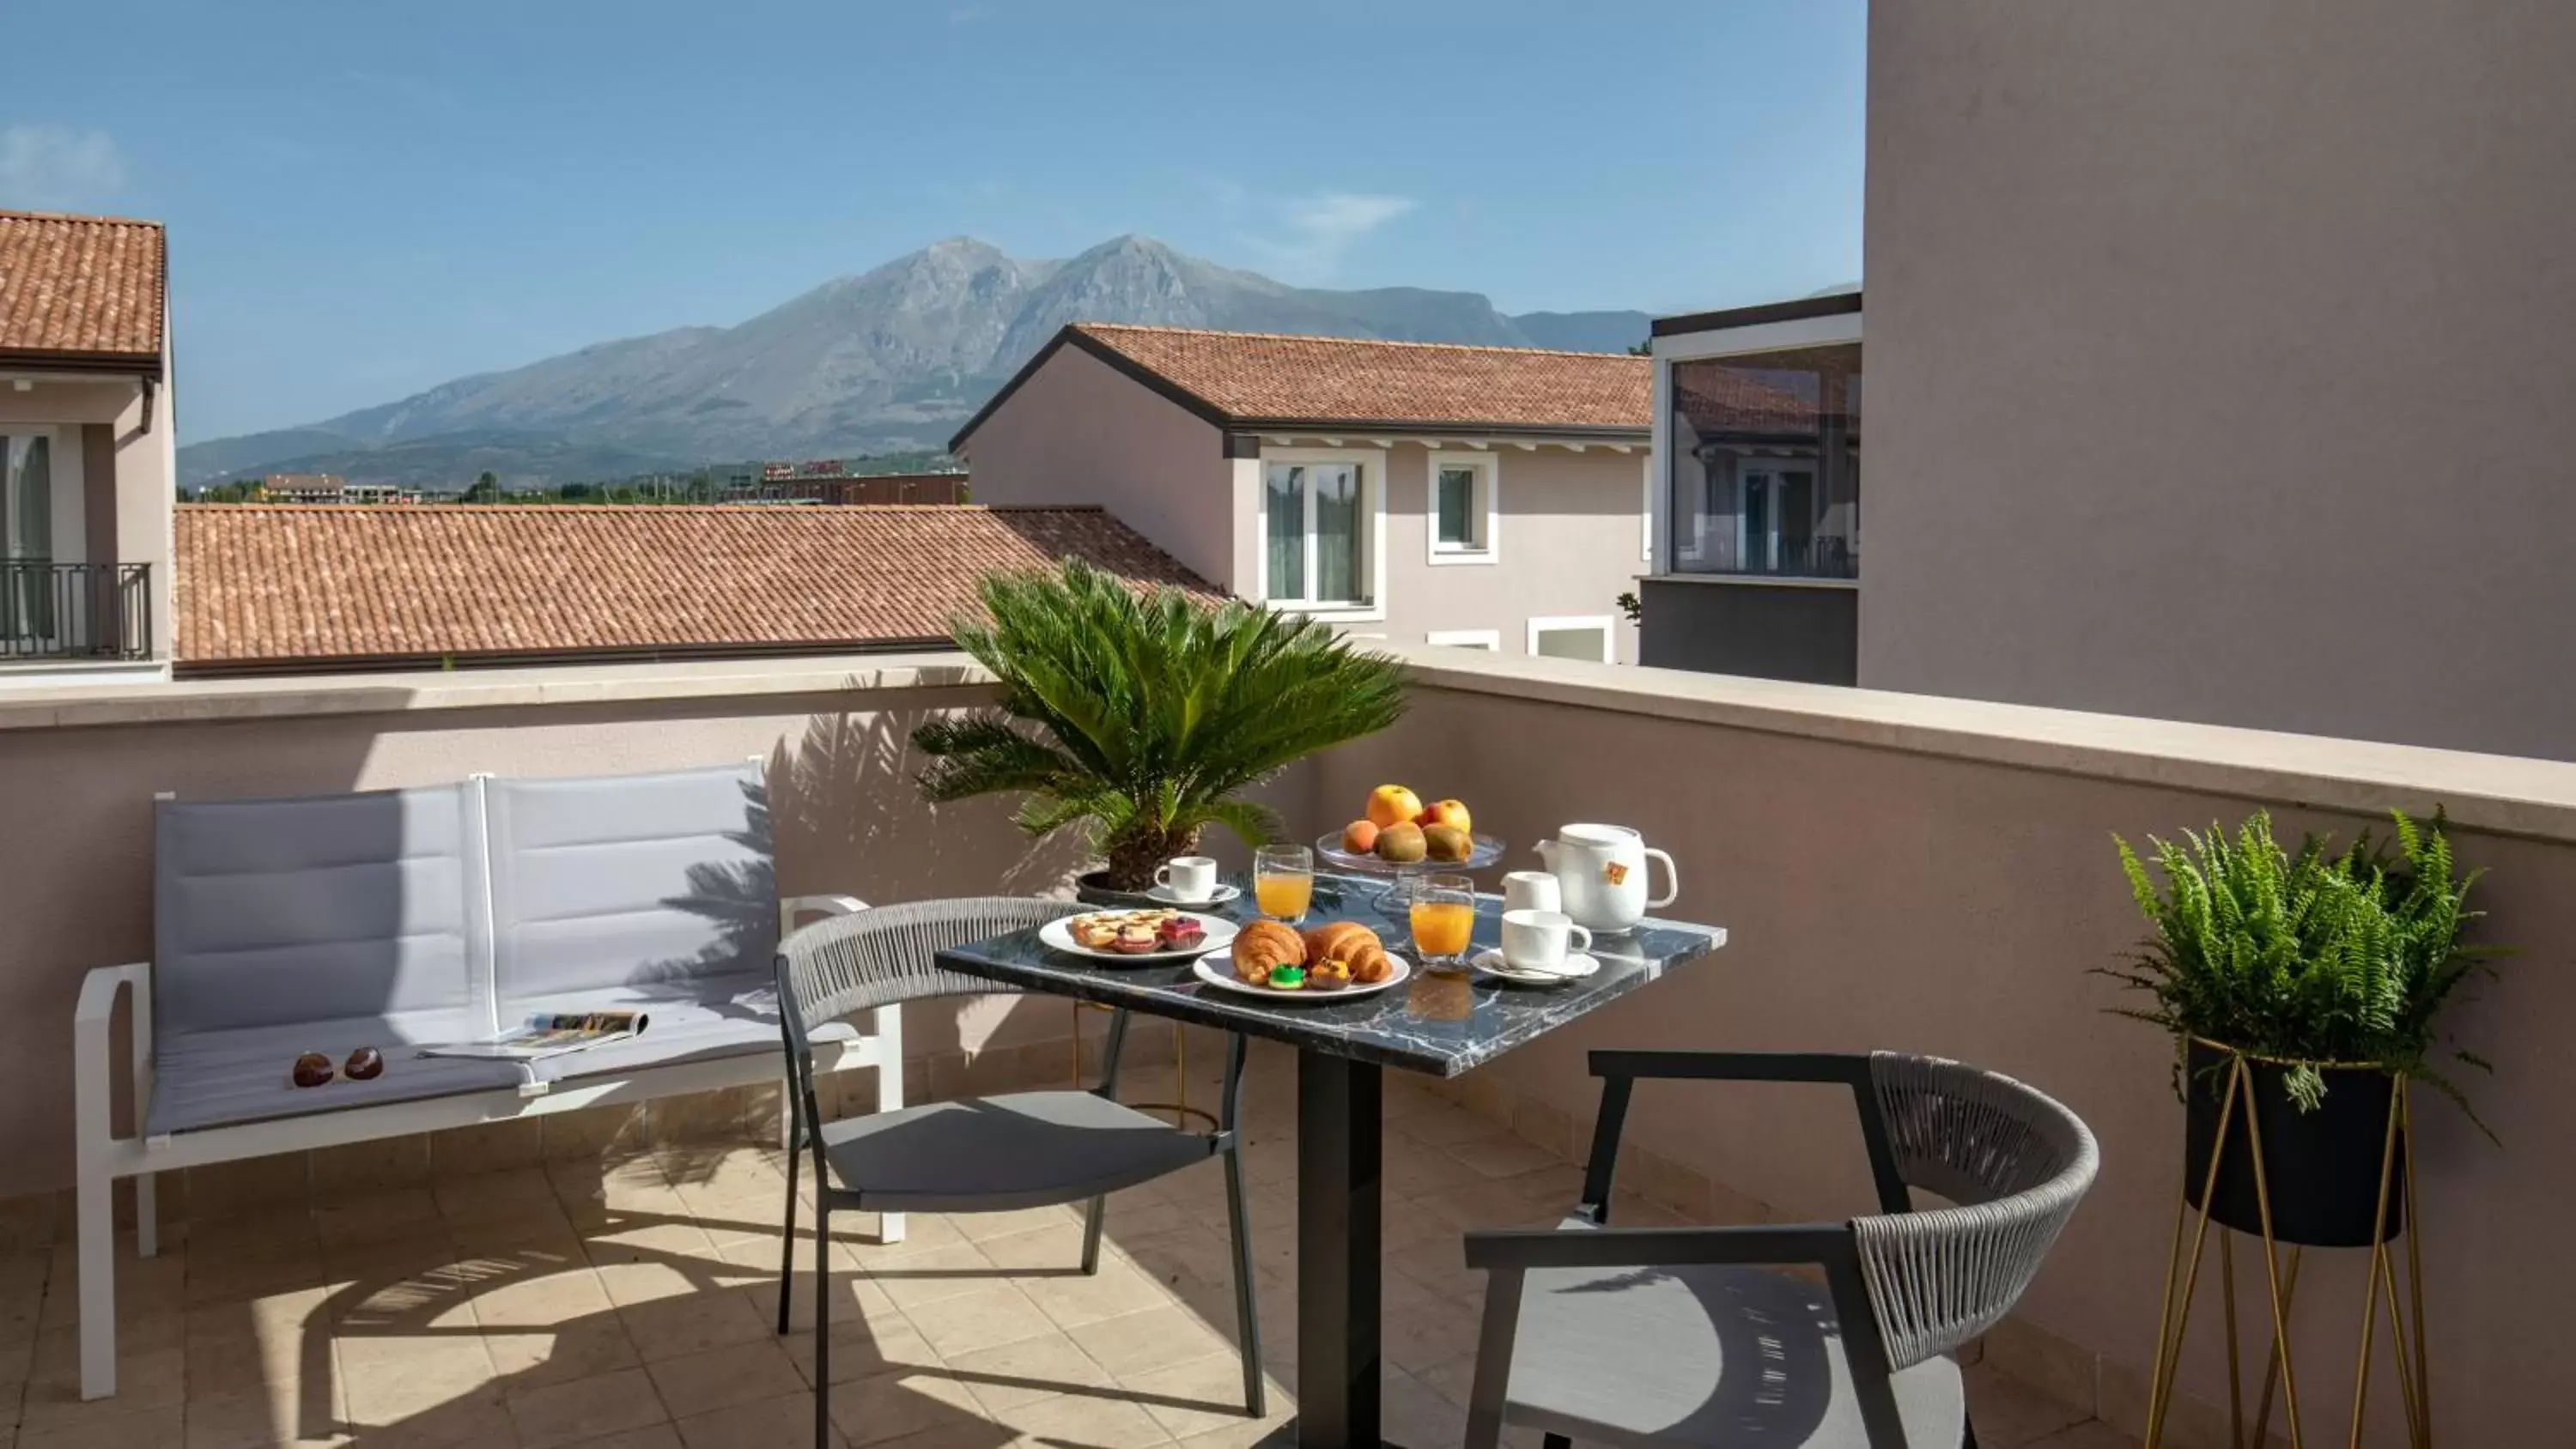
[486,764,775,1004]
[154,784,489,1036]
[144,1010,526,1137]
[818,1090,1218,1212]
[1499,1225,1964,1448]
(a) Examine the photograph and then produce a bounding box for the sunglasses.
[291,1047,387,1088]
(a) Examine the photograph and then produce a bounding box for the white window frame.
[1527,614,1618,664]
[1423,451,1500,566]
[1425,628,1501,651]
[1256,448,1387,622]
[1640,453,1655,563]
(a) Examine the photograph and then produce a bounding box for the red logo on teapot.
[1602,862,1630,886]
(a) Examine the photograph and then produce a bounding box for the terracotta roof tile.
[175,504,1212,668]
[1069,324,1649,433]
[0,209,166,359]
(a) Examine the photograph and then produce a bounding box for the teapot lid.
[1560,822,1640,843]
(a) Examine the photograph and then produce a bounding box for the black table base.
[1297,1052,1385,1448]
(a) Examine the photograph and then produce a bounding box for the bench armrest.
[780,894,869,933]
[74,962,153,1159]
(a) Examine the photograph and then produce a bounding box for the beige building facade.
[956,324,1652,664]
[1,210,176,688]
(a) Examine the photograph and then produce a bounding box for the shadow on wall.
[768,706,1091,907]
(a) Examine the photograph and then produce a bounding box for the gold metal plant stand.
[2142,1050,2431,1449]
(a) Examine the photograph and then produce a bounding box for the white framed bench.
[72,761,902,1400]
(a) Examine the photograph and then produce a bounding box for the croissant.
[1301,921,1381,965]
[1232,919,1306,983]
[1303,921,1394,983]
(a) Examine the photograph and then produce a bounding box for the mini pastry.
[1306,957,1352,991]
[1232,919,1306,983]
[1267,963,1307,991]
[1157,916,1206,950]
[1109,922,1161,954]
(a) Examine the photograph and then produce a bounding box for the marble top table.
[938,873,1726,1448]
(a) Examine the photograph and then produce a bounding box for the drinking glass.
[1253,844,1315,923]
[1408,872,1478,970]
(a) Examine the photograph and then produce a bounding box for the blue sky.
[2,1,1865,443]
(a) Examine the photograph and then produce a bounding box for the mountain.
[181,235,1652,487]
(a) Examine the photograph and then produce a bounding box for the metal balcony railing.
[0,563,153,661]
[1683,535,1860,580]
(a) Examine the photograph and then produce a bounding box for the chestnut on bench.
[71,761,890,1400]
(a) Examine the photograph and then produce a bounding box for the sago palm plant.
[913,560,1408,889]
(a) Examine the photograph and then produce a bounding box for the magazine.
[420,1010,652,1062]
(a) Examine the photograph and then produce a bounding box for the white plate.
[1040,912,1239,962]
[1470,948,1599,985]
[1145,882,1242,906]
[1191,953,1413,1001]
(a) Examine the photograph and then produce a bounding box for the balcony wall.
[1310,647,2576,1445]
[9,646,2575,1439]
[0,656,1118,1202]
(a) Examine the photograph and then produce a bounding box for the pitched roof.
[954,323,1650,450]
[0,209,167,362]
[175,504,1212,670]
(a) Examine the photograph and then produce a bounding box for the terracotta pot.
[2182,1038,2406,1247]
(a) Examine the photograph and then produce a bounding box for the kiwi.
[1374,822,1428,864]
[1422,823,1473,862]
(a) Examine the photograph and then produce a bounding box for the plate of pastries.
[1041,909,1240,961]
[1192,919,1412,999]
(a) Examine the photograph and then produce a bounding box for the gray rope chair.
[774,898,1265,1449]
[1461,1050,2099,1449]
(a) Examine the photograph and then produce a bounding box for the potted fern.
[914,560,1407,896]
[2110,810,2500,1246]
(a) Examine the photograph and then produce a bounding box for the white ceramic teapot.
[1534,824,1679,935]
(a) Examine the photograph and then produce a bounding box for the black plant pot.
[1073,870,1159,907]
[2182,1038,2405,1247]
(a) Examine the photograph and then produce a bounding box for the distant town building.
[722,462,969,506]
[256,474,419,505]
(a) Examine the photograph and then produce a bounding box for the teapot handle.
[1643,848,1680,908]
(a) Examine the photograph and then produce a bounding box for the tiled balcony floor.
[3,1046,2129,1449]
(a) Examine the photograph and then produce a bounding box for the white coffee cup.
[1155,856,1219,902]
[1502,870,1562,915]
[1500,908,1593,974]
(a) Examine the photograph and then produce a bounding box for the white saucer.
[1146,882,1242,906]
[1471,948,1600,985]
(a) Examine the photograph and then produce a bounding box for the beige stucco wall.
[1313,651,2576,1443]
[0,376,174,664]
[957,345,1236,588]
[1860,1,2576,758]
[1360,442,1645,662]
[0,673,1104,1194]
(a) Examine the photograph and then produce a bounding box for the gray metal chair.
[774,898,1265,1449]
[1462,1051,2099,1449]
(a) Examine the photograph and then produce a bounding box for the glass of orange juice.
[1254,844,1315,923]
[1409,873,1478,969]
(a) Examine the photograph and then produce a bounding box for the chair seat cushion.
[1500,1221,1964,1449]
[513,973,856,1084]
[146,1010,530,1137]
[817,1090,1217,1212]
